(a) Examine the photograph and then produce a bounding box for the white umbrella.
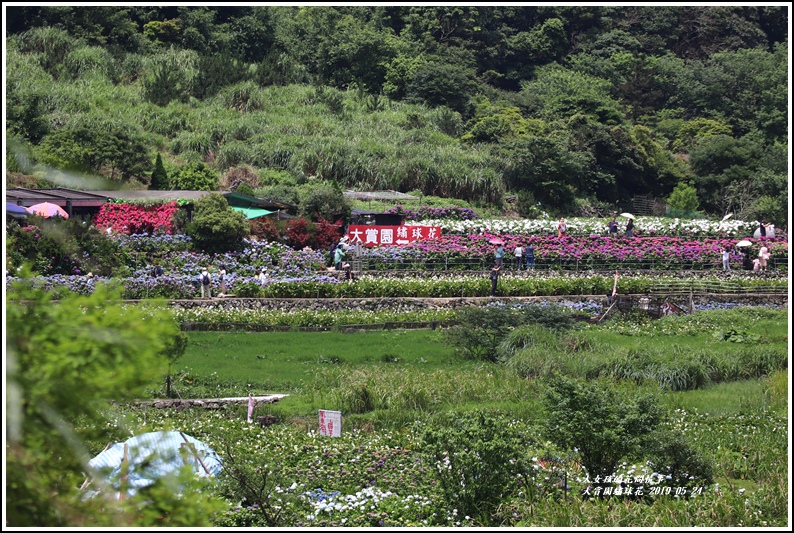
[721,213,733,221]
[736,240,752,247]
[619,213,635,220]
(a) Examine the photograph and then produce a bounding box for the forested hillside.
[4,6,789,225]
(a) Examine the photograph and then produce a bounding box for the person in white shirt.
[721,246,731,271]
[513,245,524,270]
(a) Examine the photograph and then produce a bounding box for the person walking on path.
[199,268,212,299]
[607,217,619,236]
[495,245,505,267]
[721,246,731,271]
[557,218,568,238]
[625,218,635,238]
[489,265,500,297]
[513,244,524,270]
[525,244,535,269]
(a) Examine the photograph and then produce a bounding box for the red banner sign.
[346,225,441,247]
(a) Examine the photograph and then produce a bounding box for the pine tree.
[150,152,168,190]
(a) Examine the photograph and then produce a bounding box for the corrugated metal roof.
[91,190,214,201]
[6,187,111,207]
[343,190,418,201]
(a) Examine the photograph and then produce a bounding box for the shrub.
[313,217,344,250]
[415,410,530,524]
[186,193,249,254]
[644,429,714,493]
[249,217,284,242]
[299,184,350,222]
[541,375,665,485]
[170,162,218,191]
[235,182,255,197]
[444,306,522,362]
[285,217,315,249]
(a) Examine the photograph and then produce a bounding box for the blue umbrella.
[6,202,28,218]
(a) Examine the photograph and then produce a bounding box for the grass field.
[114,307,789,526]
[171,307,788,422]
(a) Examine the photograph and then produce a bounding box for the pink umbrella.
[488,238,505,245]
[26,202,69,219]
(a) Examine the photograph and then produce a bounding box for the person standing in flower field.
[607,217,619,236]
[334,243,346,270]
[758,218,770,239]
[513,244,524,270]
[489,265,500,297]
[721,246,731,271]
[257,268,267,285]
[758,245,770,271]
[625,218,635,238]
[495,245,505,267]
[525,243,535,269]
[557,218,568,237]
[219,269,227,296]
[199,268,212,299]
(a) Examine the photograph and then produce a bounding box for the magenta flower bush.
[360,235,788,269]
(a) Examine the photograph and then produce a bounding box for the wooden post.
[119,443,129,501]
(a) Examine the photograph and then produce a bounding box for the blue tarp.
[86,431,223,497]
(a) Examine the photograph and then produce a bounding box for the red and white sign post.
[318,409,342,437]
[346,225,441,247]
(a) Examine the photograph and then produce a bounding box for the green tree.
[671,117,733,154]
[36,126,151,182]
[316,15,399,92]
[519,65,625,125]
[500,135,588,211]
[186,192,249,254]
[406,61,478,114]
[6,280,222,526]
[143,18,182,46]
[666,182,700,213]
[149,152,168,190]
[170,162,218,191]
[508,17,568,65]
[299,183,350,222]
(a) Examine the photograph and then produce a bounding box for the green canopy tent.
[231,206,276,219]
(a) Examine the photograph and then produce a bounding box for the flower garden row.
[409,215,781,238]
[371,234,788,269]
[8,269,786,301]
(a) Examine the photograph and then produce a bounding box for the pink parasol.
[26,202,69,219]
